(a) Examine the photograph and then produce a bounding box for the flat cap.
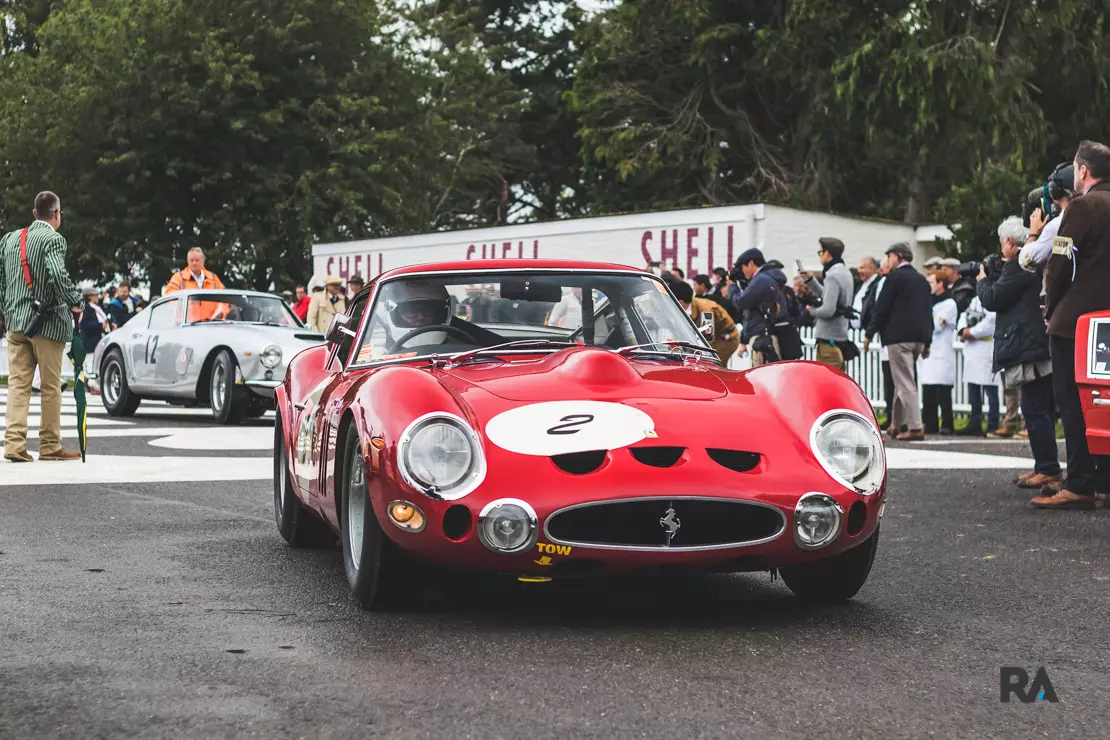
[923,256,942,267]
[939,257,963,268]
[885,242,914,262]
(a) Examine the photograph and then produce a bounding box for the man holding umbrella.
[0,191,83,462]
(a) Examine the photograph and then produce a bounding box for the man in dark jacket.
[1035,139,1110,509]
[728,249,796,367]
[106,280,140,328]
[863,243,932,440]
[978,217,1060,490]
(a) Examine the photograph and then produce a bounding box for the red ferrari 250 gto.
[273,260,886,609]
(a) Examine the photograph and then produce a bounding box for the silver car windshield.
[185,293,300,327]
[352,271,706,365]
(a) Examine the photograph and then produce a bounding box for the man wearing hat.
[923,256,942,274]
[307,275,347,333]
[863,243,933,440]
[348,275,365,296]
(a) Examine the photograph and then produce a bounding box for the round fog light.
[794,493,843,550]
[477,499,537,554]
[387,500,425,533]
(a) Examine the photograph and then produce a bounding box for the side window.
[336,293,371,368]
[148,299,179,330]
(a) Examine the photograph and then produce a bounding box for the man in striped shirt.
[0,191,83,462]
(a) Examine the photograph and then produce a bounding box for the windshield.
[185,293,300,327]
[352,271,707,365]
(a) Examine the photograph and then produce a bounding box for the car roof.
[375,259,648,281]
[155,289,282,299]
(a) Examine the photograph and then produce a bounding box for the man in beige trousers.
[1,192,83,462]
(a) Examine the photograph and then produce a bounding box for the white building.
[312,203,951,284]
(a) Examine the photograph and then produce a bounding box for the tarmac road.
[1,390,1108,738]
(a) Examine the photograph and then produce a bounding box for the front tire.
[780,527,880,603]
[100,349,141,416]
[210,350,247,425]
[273,411,334,548]
[339,422,408,610]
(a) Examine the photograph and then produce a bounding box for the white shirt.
[547,294,582,328]
[189,271,206,287]
[850,274,878,330]
[1019,209,1063,272]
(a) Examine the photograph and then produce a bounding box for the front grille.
[544,497,785,551]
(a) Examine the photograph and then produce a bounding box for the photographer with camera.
[728,248,802,368]
[977,216,1061,491]
[1034,140,1110,509]
[798,237,855,371]
[1018,162,1075,273]
[1,192,84,463]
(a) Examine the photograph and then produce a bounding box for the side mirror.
[325,313,355,345]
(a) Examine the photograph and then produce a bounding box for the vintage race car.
[273,260,886,609]
[90,289,324,423]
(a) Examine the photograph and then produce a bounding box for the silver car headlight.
[259,344,283,369]
[810,410,885,495]
[794,493,843,550]
[398,413,486,500]
[478,499,538,554]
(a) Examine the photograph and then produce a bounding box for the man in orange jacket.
[164,248,226,321]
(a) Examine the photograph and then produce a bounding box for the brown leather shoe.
[4,450,33,463]
[895,430,925,441]
[1040,479,1063,496]
[987,427,1016,439]
[1013,470,1037,485]
[1018,472,1062,490]
[38,449,82,461]
[1030,490,1096,510]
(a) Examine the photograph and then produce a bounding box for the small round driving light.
[794,493,843,550]
[477,499,537,554]
[259,344,283,369]
[387,500,425,533]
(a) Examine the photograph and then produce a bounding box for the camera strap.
[19,227,32,289]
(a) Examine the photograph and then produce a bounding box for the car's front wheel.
[100,348,141,416]
[780,527,879,603]
[273,410,334,548]
[209,350,247,425]
[339,422,408,610]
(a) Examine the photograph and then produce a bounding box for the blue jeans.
[1019,372,1061,477]
[967,383,999,431]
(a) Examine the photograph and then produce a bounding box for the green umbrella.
[67,335,88,462]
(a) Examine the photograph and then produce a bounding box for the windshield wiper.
[443,340,581,368]
[614,341,720,362]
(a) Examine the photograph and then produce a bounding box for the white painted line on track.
[0,455,270,486]
[147,427,273,450]
[884,448,1033,469]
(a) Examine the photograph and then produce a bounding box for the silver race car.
[89,289,325,424]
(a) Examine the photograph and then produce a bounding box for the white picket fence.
[728,327,992,412]
[2,331,988,411]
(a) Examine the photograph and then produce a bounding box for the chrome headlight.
[810,410,885,494]
[478,499,537,554]
[794,493,843,550]
[398,413,486,500]
[259,344,283,369]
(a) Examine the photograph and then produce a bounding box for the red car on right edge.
[1077,310,1110,454]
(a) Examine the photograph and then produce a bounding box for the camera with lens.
[957,253,1002,281]
[1022,162,1075,228]
[23,298,47,339]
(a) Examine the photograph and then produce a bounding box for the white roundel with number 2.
[485,400,656,456]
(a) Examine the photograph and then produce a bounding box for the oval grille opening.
[443,505,472,541]
[629,446,685,468]
[846,501,867,536]
[706,448,761,473]
[551,450,607,475]
[546,498,784,549]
